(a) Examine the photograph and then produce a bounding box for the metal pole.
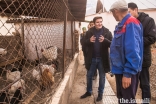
[62,4,67,78]
[74,21,75,31]
[21,18,24,56]
[71,20,73,59]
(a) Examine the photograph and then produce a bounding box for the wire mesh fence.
[0,0,79,104]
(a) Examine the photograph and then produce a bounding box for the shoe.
[80,92,91,99]
[96,93,103,101]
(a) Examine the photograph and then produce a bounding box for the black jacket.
[85,26,112,73]
[137,12,156,67]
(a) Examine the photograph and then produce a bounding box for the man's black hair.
[128,2,138,10]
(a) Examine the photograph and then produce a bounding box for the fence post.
[74,21,75,31]
[62,5,67,78]
[21,17,25,55]
[71,20,74,59]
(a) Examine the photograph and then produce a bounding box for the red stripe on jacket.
[117,16,140,34]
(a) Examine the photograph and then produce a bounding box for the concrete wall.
[82,10,156,35]
[50,53,79,104]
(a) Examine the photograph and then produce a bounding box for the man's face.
[111,9,120,21]
[90,23,94,28]
[128,8,138,18]
[82,29,86,33]
[94,19,103,29]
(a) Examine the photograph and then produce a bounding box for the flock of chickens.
[0,46,60,104]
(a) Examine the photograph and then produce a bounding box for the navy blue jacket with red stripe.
[110,13,143,78]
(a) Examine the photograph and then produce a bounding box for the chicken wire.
[0,0,78,104]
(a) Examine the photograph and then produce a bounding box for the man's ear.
[135,8,138,12]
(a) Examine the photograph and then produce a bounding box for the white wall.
[14,21,80,61]
[0,16,15,36]
[82,10,156,35]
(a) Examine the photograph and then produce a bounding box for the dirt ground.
[69,50,156,104]
[68,51,95,104]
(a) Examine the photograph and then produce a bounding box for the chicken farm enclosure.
[0,0,80,104]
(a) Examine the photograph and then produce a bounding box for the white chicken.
[32,64,56,81]
[8,79,25,94]
[41,46,58,61]
[6,70,21,82]
[0,48,7,55]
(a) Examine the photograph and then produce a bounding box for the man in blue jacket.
[110,0,143,104]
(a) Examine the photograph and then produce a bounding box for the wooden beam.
[0,57,23,67]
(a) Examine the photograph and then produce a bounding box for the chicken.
[0,48,7,56]
[40,69,54,90]
[32,64,56,80]
[8,79,25,94]
[41,46,58,61]
[32,64,55,90]
[6,70,21,82]
[41,64,56,75]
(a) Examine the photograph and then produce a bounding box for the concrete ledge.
[50,53,79,104]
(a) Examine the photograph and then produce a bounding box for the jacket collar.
[115,13,131,31]
[118,13,131,26]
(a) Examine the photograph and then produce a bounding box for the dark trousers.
[139,67,151,103]
[82,47,86,64]
[115,73,139,104]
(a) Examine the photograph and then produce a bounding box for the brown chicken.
[40,68,54,90]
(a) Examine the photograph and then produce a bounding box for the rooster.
[32,64,56,90]
[40,68,55,90]
[41,46,60,61]
[0,48,7,56]
[32,64,56,80]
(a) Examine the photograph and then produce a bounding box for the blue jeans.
[87,58,105,94]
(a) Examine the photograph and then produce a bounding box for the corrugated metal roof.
[0,0,87,21]
[86,0,156,16]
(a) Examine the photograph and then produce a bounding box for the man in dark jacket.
[80,16,112,101]
[80,27,87,65]
[87,21,98,80]
[128,2,156,103]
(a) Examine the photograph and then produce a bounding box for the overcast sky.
[86,0,156,15]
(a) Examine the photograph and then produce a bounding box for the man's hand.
[90,35,96,42]
[99,35,104,42]
[122,76,131,89]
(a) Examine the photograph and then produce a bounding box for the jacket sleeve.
[123,23,143,78]
[144,18,156,46]
[85,30,93,46]
[103,30,113,47]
